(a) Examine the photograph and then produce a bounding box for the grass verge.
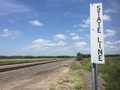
[79,56,120,90]
[0,58,59,65]
[70,61,81,70]
[49,61,84,90]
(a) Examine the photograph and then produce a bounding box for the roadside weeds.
[49,61,84,90]
[50,60,105,90]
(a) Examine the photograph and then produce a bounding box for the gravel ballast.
[0,59,73,84]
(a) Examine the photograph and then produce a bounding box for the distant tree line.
[76,53,120,61]
[0,55,73,59]
[76,54,120,58]
[0,54,120,59]
[105,54,120,57]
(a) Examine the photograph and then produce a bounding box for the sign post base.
[91,63,98,90]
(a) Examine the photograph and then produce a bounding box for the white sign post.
[90,3,105,90]
[90,3,104,64]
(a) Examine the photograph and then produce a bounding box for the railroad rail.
[0,59,68,73]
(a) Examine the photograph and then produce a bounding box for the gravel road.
[0,59,73,90]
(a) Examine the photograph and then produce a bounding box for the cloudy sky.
[0,0,120,56]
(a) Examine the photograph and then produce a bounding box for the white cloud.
[74,41,90,53]
[57,41,67,46]
[74,15,111,29]
[74,17,90,28]
[104,29,117,38]
[70,33,76,36]
[20,38,67,52]
[60,46,73,51]
[73,25,78,28]
[105,40,120,45]
[54,34,67,40]
[32,39,66,47]
[105,40,120,54]
[105,41,113,45]
[86,34,89,38]
[103,15,111,21]
[72,35,80,40]
[108,0,120,12]
[74,41,90,54]
[74,41,87,48]
[0,29,22,39]
[79,17,90,28]
[22,44,48,51]
[21,39,51,51]
[33,39,51,45]
[114,40,120,44]
[0,0,29,16]
[29,20,44,26]
[79,29,84,32]
[70,33,80,40]
[105,8,117,13]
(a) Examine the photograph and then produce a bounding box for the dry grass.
[49,61,84,90]
[0,58,60,65]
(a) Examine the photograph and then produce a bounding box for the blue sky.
[0,0,120,56]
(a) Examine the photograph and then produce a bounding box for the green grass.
[98,57,120,90]
[0,59,32,65]
[70,61,84,90]
[75,74,84,90]
[0,58,59,65]
[49,61,84,90]
[57,73,84,90]
[79,56,120,90]
[80,58,91,71]
[70,61,81,70]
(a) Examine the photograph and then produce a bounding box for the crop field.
[80,56,120,90]
[0,58,61,65]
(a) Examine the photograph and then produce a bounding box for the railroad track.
[0,59,68,73]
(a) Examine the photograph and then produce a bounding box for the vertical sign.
[90,3,105,64]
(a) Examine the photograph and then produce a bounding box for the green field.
[0,58,60,65]
[80,56,120,90]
